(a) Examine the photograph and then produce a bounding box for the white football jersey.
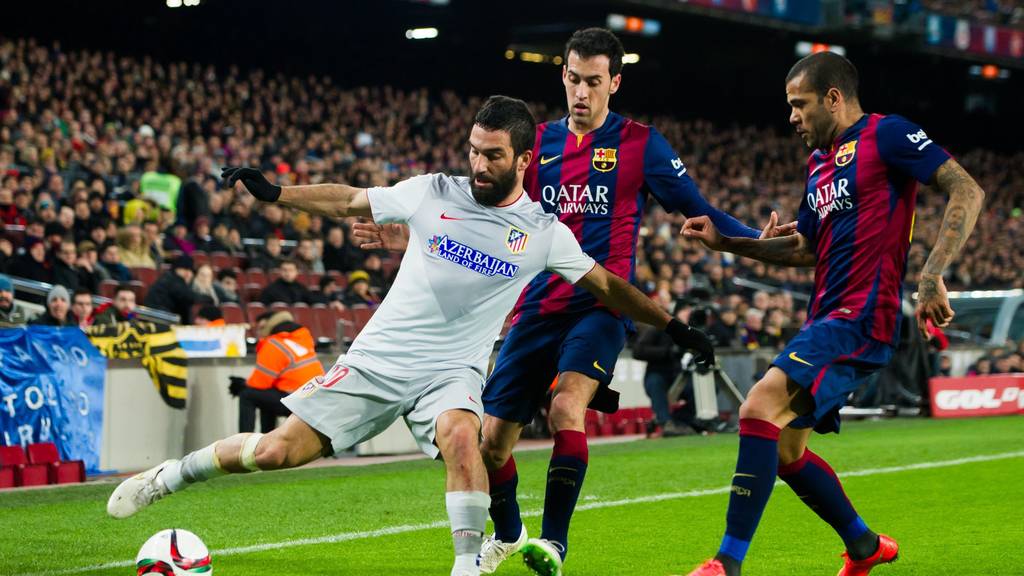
[344,173,596,378]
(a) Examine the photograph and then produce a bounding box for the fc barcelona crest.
[506,226,529,254]
[835,140,857,167]
[593,148,618,172]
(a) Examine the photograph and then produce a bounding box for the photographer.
[634,301,695,437]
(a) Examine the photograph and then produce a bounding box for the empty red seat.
[269,301,290,312]
[128,280,147,303]
[350,307,374,339]
[0,445,49,487]
[246,302,267,324]
[191,250,209,267]
[130,267,159,285]
[210,251,235,270]
[98,279,119,300]
[0,465,14,489]
[27,442,85,484]
[221,302,245,325]
[245,268,267,288]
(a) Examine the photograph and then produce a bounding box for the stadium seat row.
[204,302,375,348]
[584,407,656,437]
[0,443,86,489]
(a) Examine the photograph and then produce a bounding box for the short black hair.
[473,95,536,157]
[216,268,237,281]
[786,52,859,102]
[115,284,135,296]
[565,28,625,78]
[72,288,92,300]
[196,304,223,321]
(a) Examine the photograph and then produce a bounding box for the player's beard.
[470,168,517,207]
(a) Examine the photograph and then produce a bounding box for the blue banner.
[0,327,107,474]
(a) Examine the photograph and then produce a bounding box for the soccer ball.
[136,529,212,575]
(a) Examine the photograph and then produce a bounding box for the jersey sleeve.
[643,127,760,239]
[876,115,951,184]
[797,174,818,251]
[545,221,596,284]
[366,173,435,224]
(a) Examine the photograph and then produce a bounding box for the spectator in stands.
[251,234,285,272]
[144,255,209,324]
[229,310,324,433]
[93,284,137,324]
[117,225,156,269]
[162,221,196,256]
[0,188,26,226]
[707,307,740,348]
[75,240,108,289]
[741,308,765,350]
[0,237,13,271]
[215,269,241,304]
[0,274,29,325]
[142,221,165,267]
[192,216,227,253]
[88,223,109,251]
[322,225,362,274]
[316,275,347,311]
[52,239,82,293]
[260,260,314,305]
[967,356,993,376]
[71,289,94,328]
[98,243,132,282]
[191,264,224,306]
[343,270,380,308]
[194,304,226,327]
[295,236,324,274]
[30,285,72,327]
[10,236,54,285]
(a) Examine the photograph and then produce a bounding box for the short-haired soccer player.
[679,52,984,576]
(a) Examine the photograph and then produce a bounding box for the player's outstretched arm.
[576,264,715,367]
[681,215,815,268]
[915,158,985,337]
[222,167,372,219]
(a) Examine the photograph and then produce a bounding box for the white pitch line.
[14,450,1023,576]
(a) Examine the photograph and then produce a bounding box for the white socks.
[446,491,490,575]
[157,432,263,493]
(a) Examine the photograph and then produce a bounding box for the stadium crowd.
[0,37,1021,354]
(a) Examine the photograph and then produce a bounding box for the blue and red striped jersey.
[514,112,759,321]
[798,113,951,346]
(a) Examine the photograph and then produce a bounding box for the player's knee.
[777,442,806,466]
[739,376,791,424]
[480,438,511,471]
[548,391,587,431]
[437,411,480,456]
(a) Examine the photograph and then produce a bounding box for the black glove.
[228,376,247,397]
[221,166,281,202]
[665,318,715,370]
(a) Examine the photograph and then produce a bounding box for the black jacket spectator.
[260,278,315,305]
[144,257,211,323]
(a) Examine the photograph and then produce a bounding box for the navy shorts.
[483,309,628,424]
[772,318,894,434]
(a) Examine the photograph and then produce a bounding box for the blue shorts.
[772,318,894,434]
[483,310,628,424]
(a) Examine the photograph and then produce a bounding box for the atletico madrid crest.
[592,148,618,172]
[835,140,857,167]
[506,226,529,254]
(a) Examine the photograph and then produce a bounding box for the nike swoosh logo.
[592,360,607,375]
[733,473,757,479]
[788,352,814,367]
[539,155,561,165]
[440,212,463,220]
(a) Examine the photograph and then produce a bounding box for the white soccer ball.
[136,528,213,575]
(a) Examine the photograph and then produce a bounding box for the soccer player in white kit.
[107,96,714,576]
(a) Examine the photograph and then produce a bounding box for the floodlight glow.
[405,27,439,40]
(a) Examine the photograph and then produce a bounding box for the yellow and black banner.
[86,322,189,409]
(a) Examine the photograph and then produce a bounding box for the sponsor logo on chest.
[541,183,610,215]
[427,234,519,278]
[808,177,854,221]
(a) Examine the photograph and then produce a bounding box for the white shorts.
[282,361,484,459]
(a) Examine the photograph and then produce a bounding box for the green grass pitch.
[1,416,1022,575]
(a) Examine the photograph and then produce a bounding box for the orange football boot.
[678,559,726,576]
[837,534,899,576]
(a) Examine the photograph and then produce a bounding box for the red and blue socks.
[487,455,523,542]
[778,449,879,560]
[540,430,589,558]
[716,418,781,572]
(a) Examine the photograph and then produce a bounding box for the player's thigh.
[483,318,563,425]
[407,369,485,460]
[282,365,405,455]
[556,309,627,388]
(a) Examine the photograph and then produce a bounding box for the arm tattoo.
[922,159,985,278]
[722,234,817,268]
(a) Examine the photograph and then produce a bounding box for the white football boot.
[106,459,176,518]
[478,524,528,574]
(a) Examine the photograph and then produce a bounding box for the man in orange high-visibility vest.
[230,310,324,433]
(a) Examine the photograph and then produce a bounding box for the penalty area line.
[15,449,1023,576]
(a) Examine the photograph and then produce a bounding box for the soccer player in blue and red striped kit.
[679,52,985,576]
